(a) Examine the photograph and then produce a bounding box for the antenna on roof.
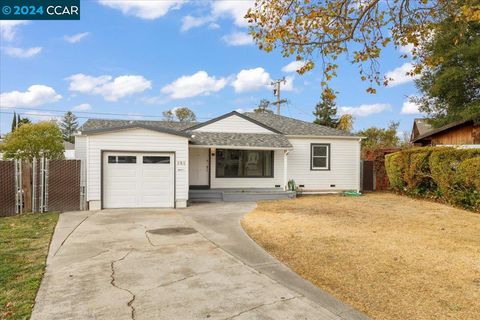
[271,77,288,115]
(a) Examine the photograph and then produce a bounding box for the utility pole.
[271,77,288,115]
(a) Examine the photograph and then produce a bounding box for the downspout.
[283,150,289,191]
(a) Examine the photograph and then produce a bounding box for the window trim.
[142,156,171,164]
[215,149,274,178]
[108,155,137,164]
[310,143,331,171]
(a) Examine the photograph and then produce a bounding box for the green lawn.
[0,213,59,320]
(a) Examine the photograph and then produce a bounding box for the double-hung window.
[311,144,330,170]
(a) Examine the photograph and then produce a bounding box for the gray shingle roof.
[190,132,292,148]
[80,119,195,132]
[414,118,433,136]
[243,112,354,136]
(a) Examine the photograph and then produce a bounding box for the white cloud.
[211,0,254,27]
[98,0,185,20]
[26,111,61,122]
[231,68,294,93]
[385,62,419,87]
[0,21,29,41]
[222,32,253,46]
[401,98,422,114]
[0,85,61,108]
[339,103,391,117]
[181,15,215,32]
[181,0,254,32]
[232,67,271,93]
[282,76,295,92]
[66,73,152,101]
[399,43,414,55]
[161,71,227,99]
[282,61,306,73]
[72,103,92,111]
[64,32,89,43]
[3,47,42,58]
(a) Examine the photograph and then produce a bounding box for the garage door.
[103,152,175,208]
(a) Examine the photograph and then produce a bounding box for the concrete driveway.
[32,203,368,320]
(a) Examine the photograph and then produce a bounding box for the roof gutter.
[189,144,293,150]
[286,135,364,140]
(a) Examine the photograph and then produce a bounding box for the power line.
[1,107,213,120]
[0,110,213,121]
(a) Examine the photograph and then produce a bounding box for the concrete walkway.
[32,203,369,320]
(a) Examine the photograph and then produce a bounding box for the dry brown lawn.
[241,193,480,320]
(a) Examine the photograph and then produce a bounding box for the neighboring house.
[63,141,75,159]
[75,111,362,210]
[411,118,480,147]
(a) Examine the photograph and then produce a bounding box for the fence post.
[14,159,23,214]
[32,158,36,212]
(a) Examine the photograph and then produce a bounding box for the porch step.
[189,189,296,203]
[188,190,223,202]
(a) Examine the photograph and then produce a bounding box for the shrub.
[385,152,404,191]
[456,158,480,210]
[429,148,480,200]
[385,146,480,212]
[402,147,437,196]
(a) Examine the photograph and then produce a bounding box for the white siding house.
[76,111,361,209]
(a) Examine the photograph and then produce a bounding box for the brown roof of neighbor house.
[413,118,433,136]
[412,118,475,142]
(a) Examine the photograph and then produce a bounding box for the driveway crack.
[54,213,95,256]
[222,296,300,319]
[110,250,136,320]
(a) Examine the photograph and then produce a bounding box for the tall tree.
[413,11,480,127]
[247,1,479,96]
[17,116,31,128]
[162,110,174,121]
[11,112,17,132]
[2,122,65,161]
[253,99,273,114]
[313,88,338,127]
[174,107,197,123]
[357,122,401,157]
[337,114,354,133]
[59,111,79,143]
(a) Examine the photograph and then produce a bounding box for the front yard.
[242,193,480,320]
[0,213,59,320]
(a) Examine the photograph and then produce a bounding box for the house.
[63,141,75,159]
[75,111,362,210]
[411,118,480,147]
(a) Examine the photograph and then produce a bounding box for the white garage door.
[103,152,175,208]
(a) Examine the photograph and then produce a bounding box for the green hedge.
[385,147,480,211]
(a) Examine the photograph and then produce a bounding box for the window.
[216,149,273,178]
[311,144,330,170]
[143,156,170,164]
[108,155,136,164]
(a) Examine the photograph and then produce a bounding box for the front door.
[189,148,209,187]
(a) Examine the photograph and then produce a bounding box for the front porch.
[189,188,296,203]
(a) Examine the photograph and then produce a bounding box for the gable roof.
[186,111,282,134]
[78,110,358,143]
[413,118,433,137]
[190,132,292,149]
[79,120,192,138]
[244,112,354,137]
[412,118,475,142]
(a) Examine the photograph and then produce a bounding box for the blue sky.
[0,0,422,137]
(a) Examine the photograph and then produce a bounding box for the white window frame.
[310,144,330,170]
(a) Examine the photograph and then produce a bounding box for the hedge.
[385,147,480,211]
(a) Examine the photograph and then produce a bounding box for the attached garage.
[103,152,175,208]
[75,125,190,210]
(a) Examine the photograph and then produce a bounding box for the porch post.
[283,150,288,191]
